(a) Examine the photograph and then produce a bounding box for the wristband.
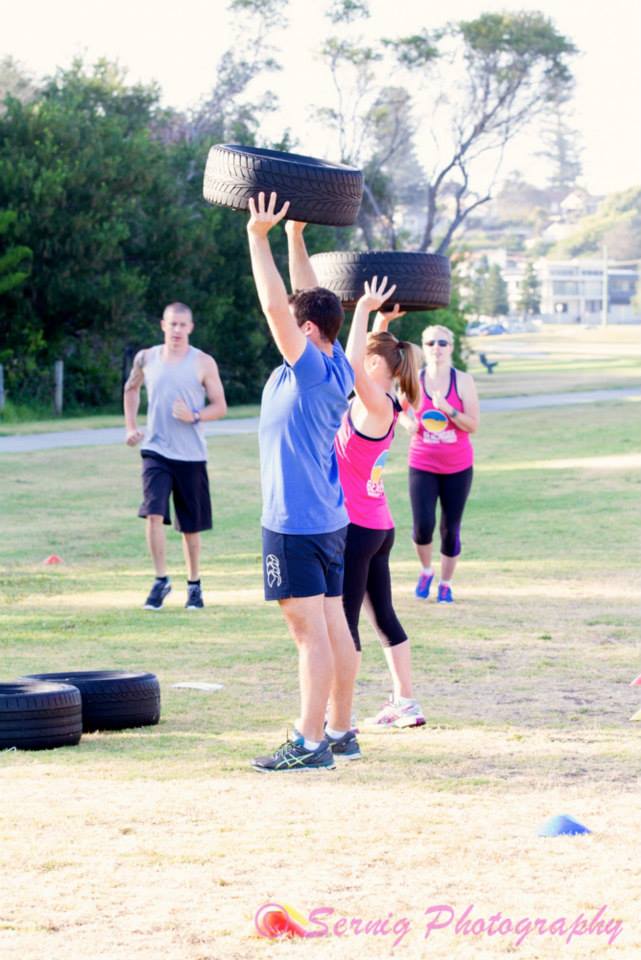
[449,408,459,420]
[192,410,201,424]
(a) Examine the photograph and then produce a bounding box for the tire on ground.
[309,250,451,311]
[0,681,82,750]
[203,144,363,227]
[23,671,161,733]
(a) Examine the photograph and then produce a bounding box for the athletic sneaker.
[363,697,426,729]
[185,582,204,610]
[415,571,434,600]
[252,735,336,772]
[326,728,362,761]
[143,577,171,610]
[437,583,454,603]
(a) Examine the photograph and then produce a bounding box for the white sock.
[397,696,416,707]
[440,579,451,586]
[325,726,347,740]
[303,738,321,750]
[422,566,434,576]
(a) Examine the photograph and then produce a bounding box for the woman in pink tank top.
[400,323,480,604]
[335,280,426,729]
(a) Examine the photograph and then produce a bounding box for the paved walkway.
[0,387,638,454]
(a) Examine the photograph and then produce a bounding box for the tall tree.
[0,56,38,111]
[0,210,31,295]
[536,107,583,198]
[181,0,289,145]
[314,7,576,252]
[516,261,541,316]
[480,264,509,316]
[466,254,490,319]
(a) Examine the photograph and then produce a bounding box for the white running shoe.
[363,697,426,729]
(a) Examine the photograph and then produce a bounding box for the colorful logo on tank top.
[367,450,388,498]
[421,409,449,433]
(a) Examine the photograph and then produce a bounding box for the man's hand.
[126,428,144,446]
[356,275,397,314]
[247,191,290,238]
[285,219,307,238]
[172,399,197,423]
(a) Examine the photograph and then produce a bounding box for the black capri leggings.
[409,465,473,557]
[342,523,408,653]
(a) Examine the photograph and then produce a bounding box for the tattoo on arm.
[124,351,145,391]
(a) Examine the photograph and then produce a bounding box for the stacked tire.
[1,672,161,750]
[0,681,82,750]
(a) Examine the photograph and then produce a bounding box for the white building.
[536,258,639,323]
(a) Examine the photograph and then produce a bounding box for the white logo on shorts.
[265,554,282,588]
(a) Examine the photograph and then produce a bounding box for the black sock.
[188,579,201,586]
[155,575,168,582]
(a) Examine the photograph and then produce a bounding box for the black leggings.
[409,465,473,557]
[342,523,408,653]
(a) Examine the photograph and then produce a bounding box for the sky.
[3,0,640,197]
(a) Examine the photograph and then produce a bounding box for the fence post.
[54,360,64,415]
[0,364,4,412]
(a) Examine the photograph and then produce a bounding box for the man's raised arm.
[285,220,319,292]
[246,192,306,366]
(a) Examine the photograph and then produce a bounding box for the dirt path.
[1,388,638,454]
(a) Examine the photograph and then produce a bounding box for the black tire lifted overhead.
[203,144,364,227]
[310,250,451,312]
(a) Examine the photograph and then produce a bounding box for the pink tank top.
[335,396,400,530]
[408,368,474,474]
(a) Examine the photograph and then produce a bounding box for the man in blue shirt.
[247,191,360,772]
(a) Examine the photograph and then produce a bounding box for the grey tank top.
[141,345,207,461]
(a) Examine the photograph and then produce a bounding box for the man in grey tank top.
[123,302,227,609]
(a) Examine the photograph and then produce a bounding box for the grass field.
[1,338,640,959]
[466,324,641,397]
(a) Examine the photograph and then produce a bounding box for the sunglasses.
[423,339,451,347]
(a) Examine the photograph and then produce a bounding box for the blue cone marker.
[537,814,591,837]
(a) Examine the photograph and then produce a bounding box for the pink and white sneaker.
[363,698,426,729]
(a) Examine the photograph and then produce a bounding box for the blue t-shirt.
[259,338,355,534]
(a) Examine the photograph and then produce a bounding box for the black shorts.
[138,451,212,534]
[262,526,347,601]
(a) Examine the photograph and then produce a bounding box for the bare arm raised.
[247,191,307,366]
[372,302,406,333]
[123,349,147,445]
[345,276,397,423]
[285,220,319,292]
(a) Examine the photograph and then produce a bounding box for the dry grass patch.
[0,765,638,960]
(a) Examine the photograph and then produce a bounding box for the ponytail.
[396,340,420,407]
[366,332,420,407]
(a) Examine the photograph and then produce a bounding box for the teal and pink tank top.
[335,396,400,530]
[408,367,473,474]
